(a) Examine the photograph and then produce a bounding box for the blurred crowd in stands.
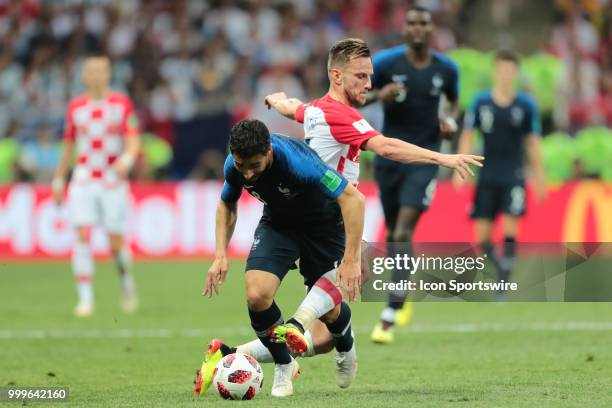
[551,0,612,130]
[0,0,610,184]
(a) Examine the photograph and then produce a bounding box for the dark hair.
[494,49,520,65]
[83,46,108,59]
[327,38,371,71]
[229,119,271,157]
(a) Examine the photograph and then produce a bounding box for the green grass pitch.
[1,261,611,407]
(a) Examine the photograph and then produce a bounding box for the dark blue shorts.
[471,181,526,219]
[245,217,345,289]
[374,162,438,222]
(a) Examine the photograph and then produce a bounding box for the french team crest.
[430,73,444,96]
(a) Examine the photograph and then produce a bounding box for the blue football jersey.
[371,45,459,151]
[464,91,541,183]
[221,134,349,225]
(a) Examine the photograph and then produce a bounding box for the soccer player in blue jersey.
[197,119,364,397]
[193,39,483,394]
[454,49,546,290]
[368,6,462,343]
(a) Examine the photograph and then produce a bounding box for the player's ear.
[330,68,343,86]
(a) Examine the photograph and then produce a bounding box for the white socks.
[237,330,315,363]
[72,240,94,306]
[72,240,135,310]
[380,307,396,324]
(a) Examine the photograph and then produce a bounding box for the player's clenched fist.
[264,92,288,109]
[203,256,229,297]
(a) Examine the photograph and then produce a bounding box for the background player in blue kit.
[454,49,546,292]
[200,119,364,397]
[368,6,461,343]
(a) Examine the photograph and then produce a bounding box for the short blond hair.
[327,38,371,71]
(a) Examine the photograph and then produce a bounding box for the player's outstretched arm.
[203,200,238,298]
[51,139,75,204]
[335,184,365,302]
[527,134,547,202]
[364,135,484,179]
[264,92,304,120]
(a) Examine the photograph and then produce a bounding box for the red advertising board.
[0,181,610,259]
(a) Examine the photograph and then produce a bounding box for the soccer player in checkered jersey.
[52,55,140,317]
[263,37,482,347]
[193,38,483,393]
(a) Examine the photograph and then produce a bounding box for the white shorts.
[68,182,129,235]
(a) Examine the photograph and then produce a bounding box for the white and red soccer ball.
[213,353,263,400]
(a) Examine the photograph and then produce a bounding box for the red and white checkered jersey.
[295,94,380,185]
[64,92,139,186]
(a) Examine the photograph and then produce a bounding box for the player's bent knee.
[76,227,91,244]
[108,234,124,253]
[109,243,122,253]
[244,270,280,311]
[245,287,274,311]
